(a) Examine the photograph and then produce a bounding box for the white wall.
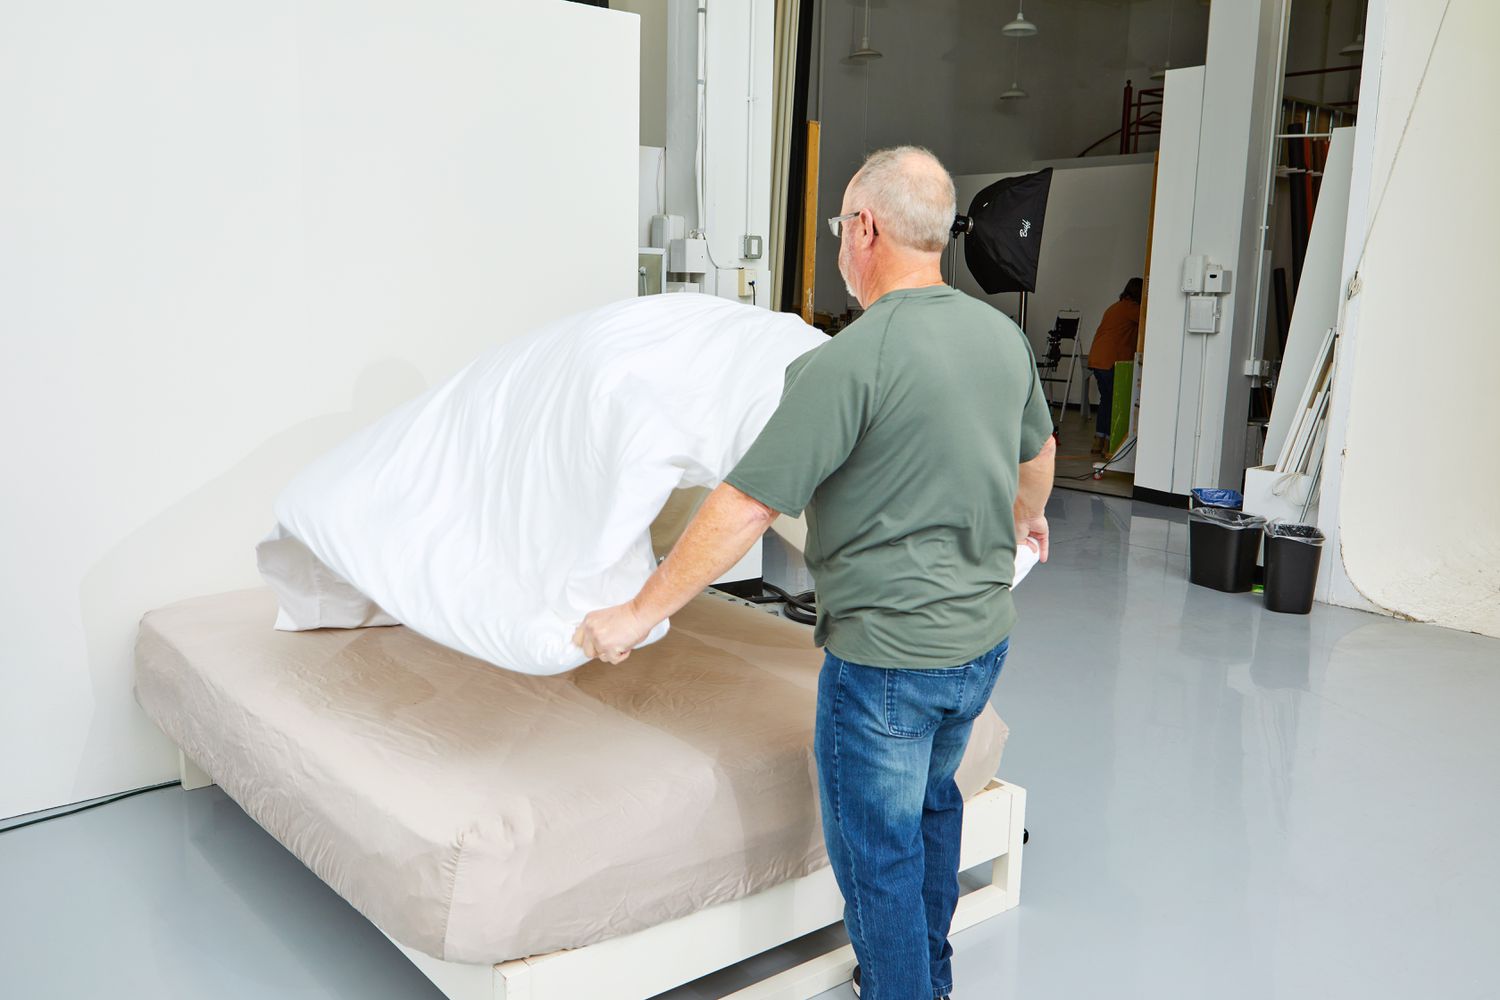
[1317,0,1500,637]
[953,157,1155,408]
[0,1,639,820]
[809,0,1209,316]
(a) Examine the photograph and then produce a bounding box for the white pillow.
[258,295,827,675]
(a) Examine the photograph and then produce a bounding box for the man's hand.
[572,483,777,666]
[1016,513,1050,563]
[1015,435,1055,565]
[573,602,654,665]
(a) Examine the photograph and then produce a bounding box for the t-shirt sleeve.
[1018,338,1055,463]
[724,343,872,517]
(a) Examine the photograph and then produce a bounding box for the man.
[576,146,1055,1000]
[1087,277,1143,456]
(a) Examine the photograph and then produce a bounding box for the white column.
[1135,0,1290,496]
[664,0,776,306]
[1193,0,1290,489]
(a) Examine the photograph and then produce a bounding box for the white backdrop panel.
[0,0,639,819]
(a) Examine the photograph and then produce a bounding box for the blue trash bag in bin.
[1191,488,1243,510]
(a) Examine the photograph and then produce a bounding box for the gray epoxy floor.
[4,491,1498,1000]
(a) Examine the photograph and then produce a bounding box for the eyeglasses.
[827,211,877,239]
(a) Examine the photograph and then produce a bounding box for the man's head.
[1121,277,1144,303]
[836,146,956,307]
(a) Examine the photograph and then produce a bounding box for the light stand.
[945,214,971,289]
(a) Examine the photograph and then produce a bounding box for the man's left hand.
[573,602,654,665]
[1016,512,1050,563]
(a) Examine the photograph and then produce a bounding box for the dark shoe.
[852,963,950,999]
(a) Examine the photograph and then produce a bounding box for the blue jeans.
[1092,367,1114,438]
[814,639,1009,1000]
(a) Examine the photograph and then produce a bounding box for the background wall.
[808,0,1209,316]
[0,0,639,820]
[1318,0,1499,637]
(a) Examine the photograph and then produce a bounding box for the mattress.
[133,589,1009,965]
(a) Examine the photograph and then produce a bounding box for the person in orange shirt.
[1087,277,1143,455]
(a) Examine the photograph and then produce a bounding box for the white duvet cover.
[258,295,827,675]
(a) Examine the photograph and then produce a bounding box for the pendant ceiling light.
[1151,0,1176,80]
[1340,0,1366,56]
[1002,2,1039,38]
[849,0,882,60]
[1001,38,1028,100]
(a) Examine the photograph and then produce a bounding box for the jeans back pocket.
[884,666,968,739]
[958,640,1008,722]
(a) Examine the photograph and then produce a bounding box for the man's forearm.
[631,483,779,624]
[1016,436,1057,519]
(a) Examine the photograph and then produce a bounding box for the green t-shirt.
[725,285,1053,668]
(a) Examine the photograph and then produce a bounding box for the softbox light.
[962,168,1052,294]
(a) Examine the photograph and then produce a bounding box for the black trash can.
[1189,507,1266,593]
[1263,522,1325,614]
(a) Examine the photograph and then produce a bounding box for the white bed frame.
[179,750,1024,1000]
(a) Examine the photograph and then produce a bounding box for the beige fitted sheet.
[133,588,1008,965]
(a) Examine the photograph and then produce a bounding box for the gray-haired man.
[577,146,1056,1000]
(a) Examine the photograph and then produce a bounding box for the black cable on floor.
[733,581,819,625]
[780,601,818,626]
[760,582,818,625]
[0,781,182,835]
[1065,437,1138,480]
[736,591,788,606]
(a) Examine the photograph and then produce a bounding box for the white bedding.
[259,295,828,675]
